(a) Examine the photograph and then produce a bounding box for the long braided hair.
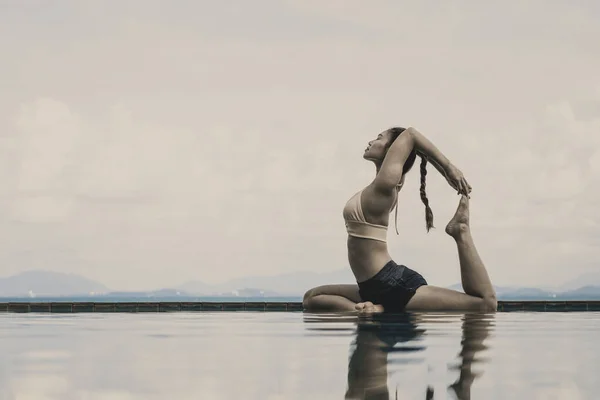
[419,156,434,232]
[386,127,434,232]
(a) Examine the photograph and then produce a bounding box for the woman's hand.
[444,163,472,196]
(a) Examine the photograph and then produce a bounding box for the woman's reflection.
[345,312,493,400]
[345,313,426,399]
[447,313,494,400]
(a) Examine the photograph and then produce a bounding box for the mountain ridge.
[2,269,600,300]
[0,270,109,297]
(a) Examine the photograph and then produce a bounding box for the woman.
[302,127,497,313]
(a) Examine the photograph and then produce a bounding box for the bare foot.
[445,195,470,238]
[355,301,385,314]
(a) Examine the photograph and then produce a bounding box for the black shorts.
[357,260,428,313]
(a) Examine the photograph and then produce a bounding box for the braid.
[419,157,434,232]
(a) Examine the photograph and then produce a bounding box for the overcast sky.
[0,1,598,291]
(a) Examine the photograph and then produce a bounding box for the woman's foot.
[355,301,385,314]
[445,195,470,238]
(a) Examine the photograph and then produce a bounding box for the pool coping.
[1,301,600,313]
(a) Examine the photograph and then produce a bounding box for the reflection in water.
[447,313,494,400]
[305,312,494,400]
[2,312,599,398]
[345,313,427,400]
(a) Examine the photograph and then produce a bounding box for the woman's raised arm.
[409,127,471,195]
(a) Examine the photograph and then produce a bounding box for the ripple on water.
[0,311,598,399]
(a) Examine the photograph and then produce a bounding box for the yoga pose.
[303,127,497,313]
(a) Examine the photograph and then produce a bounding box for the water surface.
[0,311,597,399]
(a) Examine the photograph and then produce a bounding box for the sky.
[0,0,599,291]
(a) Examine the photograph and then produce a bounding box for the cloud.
[450,94,600,285]
[9,98,80,222]
[376,90,600,288]
[0,1,599,289]
[2,92,600,288]
[1,96,368,288]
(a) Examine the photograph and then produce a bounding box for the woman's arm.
[373,127,471,195]
[407,127,451,173]
[408,127,471,195]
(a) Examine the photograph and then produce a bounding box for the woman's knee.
[482,294,498,313]
[303,285,326,304]
[302,287,318,308]
[302,288,325,310]
[302,285,340,309]
[302,284,361,309]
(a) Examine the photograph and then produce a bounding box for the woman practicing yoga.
[303,127,497,313]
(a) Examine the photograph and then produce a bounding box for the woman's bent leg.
[406,196,497,312]
[303,284,362,312]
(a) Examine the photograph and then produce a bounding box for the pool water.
[0,311,598,399]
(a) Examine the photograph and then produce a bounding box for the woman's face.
[363,130,394,162]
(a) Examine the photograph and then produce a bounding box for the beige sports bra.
[342,189,399,243]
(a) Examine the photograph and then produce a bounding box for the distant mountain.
[499,288,556,300]
[103,288,194,298]
[559,286,600,300]
[449,283,600,300]
[176,280,221,296]
[177,268,355,296]
[3,269,600,300]
[559,272,600,291]
[176,271,600,299]
[0,270,109,297]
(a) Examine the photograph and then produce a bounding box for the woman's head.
[363,127,417,173]
[364,127,434,232]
